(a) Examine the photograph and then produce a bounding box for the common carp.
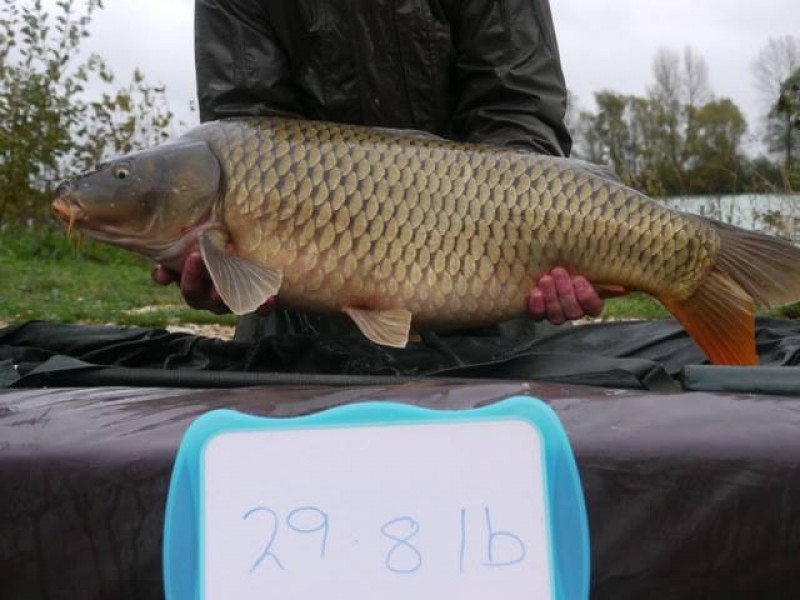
[52,117,800,365]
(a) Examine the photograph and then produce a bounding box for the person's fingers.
[573,276,604,317]
[175,252,275,315]
[152,264,178,286]
[552,267,584,321]
[207,286,223,307]
[204,285,232,315]
[180,253,216,311]
[527,287,546,320]
[255,296,278,316]
[537,273,566,325]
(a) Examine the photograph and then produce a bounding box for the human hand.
[151,251,277,316]
[527,267,604,325]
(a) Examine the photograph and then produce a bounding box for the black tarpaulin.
[1,381,799,599]
[2,316,800,393]
[2,318,800,599]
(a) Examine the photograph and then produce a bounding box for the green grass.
[1,228,797,328]
[0,229,236,329]
[601,291,800,320]
[602,293,669,320]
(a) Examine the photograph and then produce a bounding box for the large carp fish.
[53,117,800,365]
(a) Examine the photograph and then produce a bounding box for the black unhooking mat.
[2,379,800,599]
[2,318,800,599]
[2,316,800,393]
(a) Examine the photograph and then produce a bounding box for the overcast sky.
[78,0,797,151]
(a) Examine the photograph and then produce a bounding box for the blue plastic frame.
[163,396,589,599]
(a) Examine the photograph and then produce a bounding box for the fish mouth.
[51,190,86,235]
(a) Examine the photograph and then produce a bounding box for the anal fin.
[661,270,758,366]
[199,231,283,315]
[343,306,412,348]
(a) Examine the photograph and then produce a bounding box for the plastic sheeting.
[2,318,800,598]
[1,381,800,599]
[2,317,800,393]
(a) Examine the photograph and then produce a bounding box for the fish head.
[52,138,222,262]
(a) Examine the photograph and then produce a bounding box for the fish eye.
[113,164,131,180]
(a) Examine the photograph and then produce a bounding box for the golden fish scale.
[190,118,719,327]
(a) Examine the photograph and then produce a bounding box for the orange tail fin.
[661,221,800,366]
[662,271,757,365]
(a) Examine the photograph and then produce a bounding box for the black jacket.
[195,0,572,156]
[194,0,571,341]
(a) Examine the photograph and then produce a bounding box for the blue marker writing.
[381,516,423,574]
[481,507,526,568]
[242,506,285,572]
[286,506,329,559]
[459,508,467,573]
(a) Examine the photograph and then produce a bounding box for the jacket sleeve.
[446,0,573,156]
[194,0,304,123]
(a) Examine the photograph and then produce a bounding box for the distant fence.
[660,194,800,243]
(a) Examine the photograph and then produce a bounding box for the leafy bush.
[0,0,177,237]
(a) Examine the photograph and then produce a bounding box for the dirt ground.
[163,323,236,339]
[120,305,237,339]
[0,319,236,340]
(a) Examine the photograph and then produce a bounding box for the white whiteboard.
[201,420,552,599]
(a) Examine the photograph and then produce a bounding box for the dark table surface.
[1,379,799,599]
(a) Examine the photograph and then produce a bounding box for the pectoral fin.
[199,232,283,315]
[343,306,412,348]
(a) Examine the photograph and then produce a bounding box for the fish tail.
[661,221,800,366]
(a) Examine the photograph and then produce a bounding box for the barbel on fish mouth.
[52,116,800,365]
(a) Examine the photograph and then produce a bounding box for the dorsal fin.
[567,158,623,184]
[370,126,444,142]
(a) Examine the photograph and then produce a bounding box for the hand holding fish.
[152,253,277,316]
[153,257,604,325]
[529,267,605,324]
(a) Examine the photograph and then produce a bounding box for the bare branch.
[751,35,800,107]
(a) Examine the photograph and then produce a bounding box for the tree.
[573,91,665,196]
[752,36,800,106]
[580,91,631,177]
[649,46,711,109]
[751,36,800,170]
[774,68,800,162]
[681,47,712,110]
[571,45,770,196]
[684,99,747,194]
[646,47,714,194]
[776,68,800,129]
[0,0,176,228]
[574,47,733,197]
